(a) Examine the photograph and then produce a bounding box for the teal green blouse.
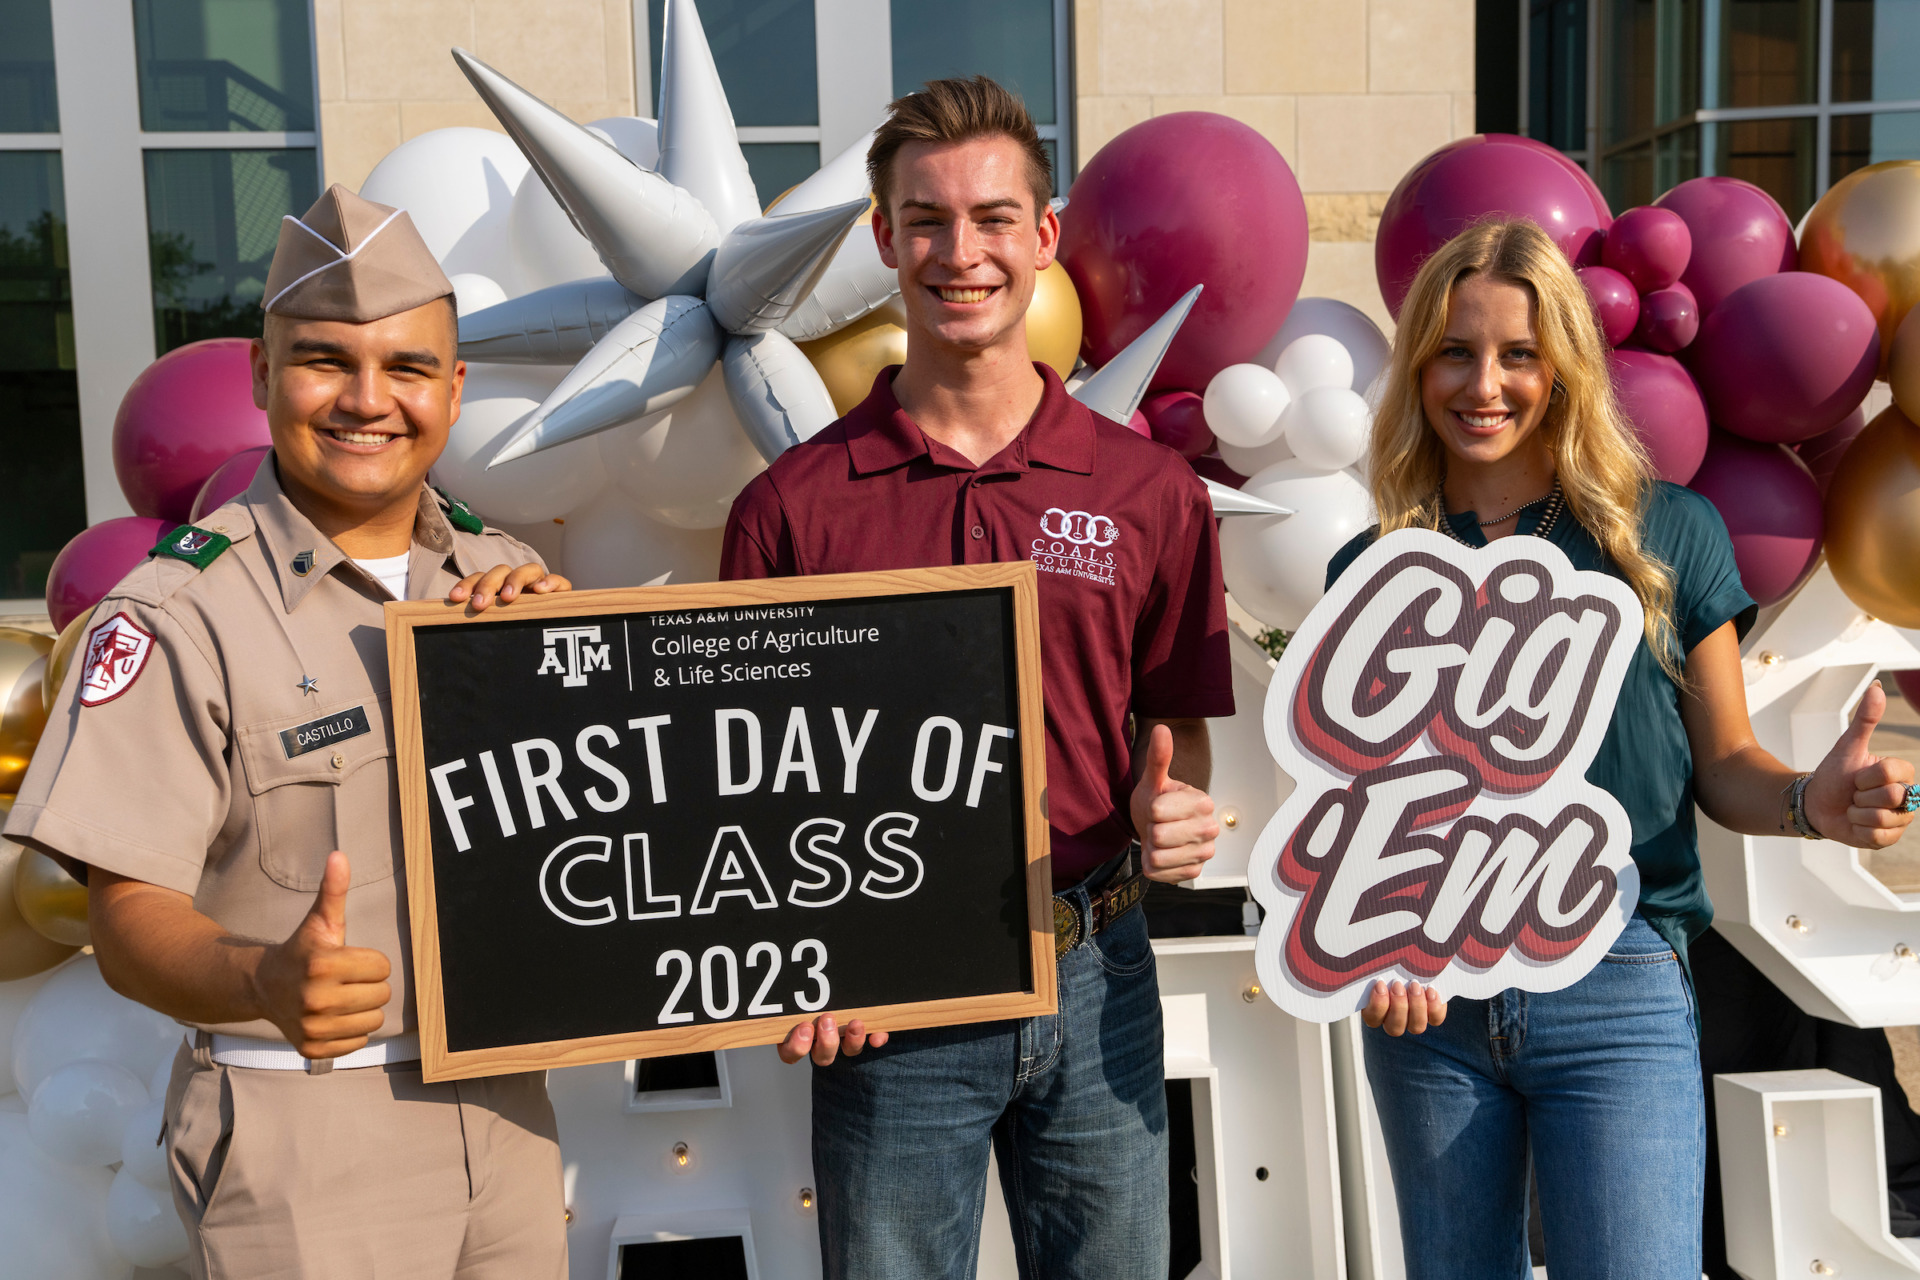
[1323,481,1758,974]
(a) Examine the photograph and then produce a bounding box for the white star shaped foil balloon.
[454,0,880,469]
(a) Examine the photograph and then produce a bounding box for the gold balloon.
[1800,159,1920,376]
[0,654,47,796]
[13,842,89,947]
[1892,306,1920,427]
[1826,404,1920,626]
[800,299,909,415]
[1026,262,1083,380]
[41,606,92,710]
[0,800,79,979]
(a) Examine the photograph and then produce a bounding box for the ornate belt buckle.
[1053,897,1082,958]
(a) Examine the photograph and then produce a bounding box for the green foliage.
[1255,627,1290,662]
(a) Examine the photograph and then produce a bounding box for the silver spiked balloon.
[458,278,645,365]
[655,0,761,233]
[706,199,870,334]
[722,330,840,461]
[1069,285,1204,425]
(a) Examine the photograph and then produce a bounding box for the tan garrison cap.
[262,185,453,322]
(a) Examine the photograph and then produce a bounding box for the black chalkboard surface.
[388,564,1052,1081]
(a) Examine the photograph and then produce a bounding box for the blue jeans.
[811,884,1169,1279]
[1364,914,1704,1280]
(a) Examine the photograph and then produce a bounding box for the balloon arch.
[7,6,1920,1272]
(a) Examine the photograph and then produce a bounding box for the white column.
[49,0,149,523]
[815,0,894,161]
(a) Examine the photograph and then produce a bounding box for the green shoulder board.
[435,487,485,535]
[151,524,232,570]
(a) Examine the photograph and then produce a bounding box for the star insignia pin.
[297,675,319,696]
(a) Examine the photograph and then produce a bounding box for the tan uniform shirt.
[4,459,541,1043]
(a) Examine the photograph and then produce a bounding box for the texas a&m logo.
[1031,508,1119,587]
[537,626,611,687]
[1249,530,1646,1021]
[78,613,156,707]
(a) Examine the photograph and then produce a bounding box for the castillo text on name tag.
[280,706,371,758]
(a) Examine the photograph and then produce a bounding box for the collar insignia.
[296,675,320,696]
[291,550,316,576]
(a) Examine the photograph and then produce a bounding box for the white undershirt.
[353,553,412,601]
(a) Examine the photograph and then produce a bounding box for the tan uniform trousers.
[163,1038,567,1280]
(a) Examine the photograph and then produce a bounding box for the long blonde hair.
[1368,219,1681,678]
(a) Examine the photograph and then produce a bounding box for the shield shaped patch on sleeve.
[78,613,156,707]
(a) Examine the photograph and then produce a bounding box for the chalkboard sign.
[388,564,1052,1081]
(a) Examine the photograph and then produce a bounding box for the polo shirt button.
[330,752,345,770]
[970,525,985,540]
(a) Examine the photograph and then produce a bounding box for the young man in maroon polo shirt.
[721,76,1231,1278]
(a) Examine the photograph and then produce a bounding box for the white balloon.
[493,519,568,578]
[1219,461,1375,631]
[1282,386,1372,472]
[598,367,766,529]
[119,1101,168,1191]
[449,272,508,319]
[359,127,528,287]
[29,1060,148,1167]
[106,1167,188,1267]
[1257,297,1392,397]
[0,1112,122,1280]
[0,963,66,1097]
[146,1053,175,1110]
[12,957,180,1104]
[509,118,655,297]
[1214,432,1294,479]
[562,489,724,589]
[430,363,607,524]
[1273,334,1355,399]
[1203,364,1291,449]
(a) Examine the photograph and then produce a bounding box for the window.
[1522,0,1920,224]
[129,0,321,355]
[0,0,58,133]
[640,0,1072,208]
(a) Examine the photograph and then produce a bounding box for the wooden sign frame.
[388,563,1053,1081]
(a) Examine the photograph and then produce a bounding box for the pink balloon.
[1061,113,1308,394]
[1652,177,1797,318]
[1376,134,1611,319]
[1560,227,1606,269]
[1793,404,1868,497]
[44,517,175,632]
[1507,135,1613,228]
[1601,206,1692,293]
[1892,669,1920,708]
[1124,409,1152,439]
[1578,267,1641,346]
[1142,390,1215,460]
[1633,282,1699,353]
[1610,348,1709,484]
[113,338,271,524]
[1687,431,1823,605]
[1691,272,1879,444]
[1191,453,1249,491]
[189,446,271,521]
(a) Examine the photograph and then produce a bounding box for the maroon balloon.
[189,445,271,521]
[1891,669,1920,709]
[1691,272,1879,443]
[1652,177,1798,318]
[1578,266,1641,346]
[1794,404,1869,496]
[1061,113,1309,394]
[1560,227,1606,268]
[1610,348,1710,483]
[1633,282,1700,353]
[1504,134,1614,229]
[1687,431,1823,605]
[1191,453,1249,490]
[1375,134,1611,318]
[1602,206,1692,293]
[1141,390,1215,460]
[112,338,271,524]
[44,517,175,632]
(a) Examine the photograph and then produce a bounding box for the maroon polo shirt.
[721,364,1233,886]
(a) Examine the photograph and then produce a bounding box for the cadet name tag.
[281,706,372,758]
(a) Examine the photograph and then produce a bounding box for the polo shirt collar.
[243,456,453,612]
[844,363,1096,477]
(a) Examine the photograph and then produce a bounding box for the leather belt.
[1053,849,1148,958]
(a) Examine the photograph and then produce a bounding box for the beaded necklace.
[1436,477,1566,545]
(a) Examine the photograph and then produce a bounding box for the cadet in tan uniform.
[5,186,572,1279]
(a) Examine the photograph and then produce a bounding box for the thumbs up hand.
[1805,681,1919,848]
[253,850,393,1059]
[1132,723,1220,884]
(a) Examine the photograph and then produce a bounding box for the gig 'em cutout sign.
[1250,529,1645,1021]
